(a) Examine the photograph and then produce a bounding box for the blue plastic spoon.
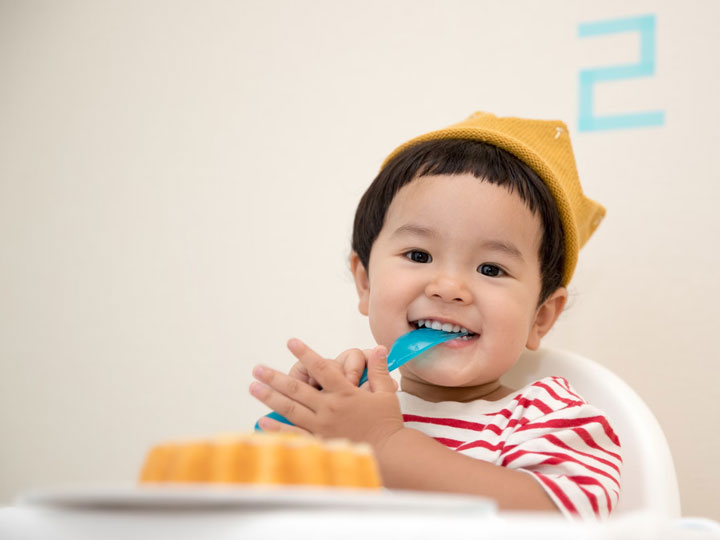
[254,327,468,431]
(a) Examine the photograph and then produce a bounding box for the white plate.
[17,485,496,514]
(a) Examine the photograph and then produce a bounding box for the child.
[249,112,621,520]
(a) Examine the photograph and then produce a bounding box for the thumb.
[367,346,395,392]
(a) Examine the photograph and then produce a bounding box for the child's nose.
[424,274,473,304]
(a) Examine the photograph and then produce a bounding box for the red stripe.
[456,439,506,453]
[534,473,579,516]
[501,443,518,454]
[533,381,584,407]
[502,450,620,490]
[514,397,553,414]
[485,397,558,419]
[481,407,534,428]
[551,377,583,401]
[577,484,600,517]
[573,427,623,461]
[433,437,462,448]
[486,408,512,418]
[571,475,613,514]
[543,434,621,474]
[402,414,498,433]
[403,414,530,435]
[540,453,620,490]
[517,416,620,446]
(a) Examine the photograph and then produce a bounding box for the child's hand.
[258,346,397,434]
[287,348,399,391]
[250,339,404,447]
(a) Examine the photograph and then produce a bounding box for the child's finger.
[340,349,367,386]
[249,379,315,428]
[359,377,395,391]
[288,361,320,388]
[252,364,323,412]
[367,346,394,392]
[257,415,311,436]
[286,338,349,391]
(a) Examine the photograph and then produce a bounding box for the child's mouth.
[411,319,477,341]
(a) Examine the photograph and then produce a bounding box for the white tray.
[17,485,496,514]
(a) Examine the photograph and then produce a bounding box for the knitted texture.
[381,112,605,286]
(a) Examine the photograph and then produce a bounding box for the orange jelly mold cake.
[139,432,382,489]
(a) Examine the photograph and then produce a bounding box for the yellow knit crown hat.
[381,111,605,286]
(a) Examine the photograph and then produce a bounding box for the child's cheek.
[367,311,396,350]
[367,295,403,350]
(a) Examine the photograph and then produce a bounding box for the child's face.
[352,173,565,394]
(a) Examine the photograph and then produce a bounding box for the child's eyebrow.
[481,240,525,261]
[390,224,438,238]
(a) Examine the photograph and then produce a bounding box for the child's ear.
[350,252,370,316]
[526,287,568,351]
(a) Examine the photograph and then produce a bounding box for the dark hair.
[351,139,565,304]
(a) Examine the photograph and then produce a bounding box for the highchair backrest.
[504,348,681,517]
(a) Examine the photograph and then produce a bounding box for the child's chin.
[408,359,473,384]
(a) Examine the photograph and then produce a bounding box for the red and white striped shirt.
[398,376,622,520]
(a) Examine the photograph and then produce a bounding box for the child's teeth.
[414,319,474,334]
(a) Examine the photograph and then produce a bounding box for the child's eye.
[405,250,432,263]
[477,263,504,277]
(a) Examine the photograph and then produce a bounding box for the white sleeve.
[499,403,623,520]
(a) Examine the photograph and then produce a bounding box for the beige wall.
[1,0,718,520]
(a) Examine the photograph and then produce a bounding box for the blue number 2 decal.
[578,14,665,132]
